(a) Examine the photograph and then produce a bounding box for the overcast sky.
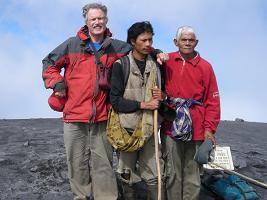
[0,0,266,122]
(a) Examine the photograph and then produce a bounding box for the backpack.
[206,175,259,200]
[119,56,130,88]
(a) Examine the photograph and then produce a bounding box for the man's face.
[86,8,108,38]
[175,32,198,55]
[131,32,153,56]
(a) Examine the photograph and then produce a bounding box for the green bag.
[106,108,146,152]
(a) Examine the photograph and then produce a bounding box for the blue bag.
[210,175,259,200]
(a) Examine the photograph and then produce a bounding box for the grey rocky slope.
[0,119,266,199]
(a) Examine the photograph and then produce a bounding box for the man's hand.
[55,89,66,98]
[204,130,216,146]
[140,99,160,110]
[156,53,169,65]
[152,87,165,101]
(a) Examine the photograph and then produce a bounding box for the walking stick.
[208,162,267,189]
[154,108,161,200]
[153,69,163,199]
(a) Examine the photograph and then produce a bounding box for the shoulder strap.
[98,36,112,57]
[119,56,130,88]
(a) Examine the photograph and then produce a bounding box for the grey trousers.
[64,121,118,200]
[117,134,166,200]
[163,136,202,200]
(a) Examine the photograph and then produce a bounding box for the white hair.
[82,2,107,23]
[176,26,197,40]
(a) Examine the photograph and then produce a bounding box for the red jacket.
[42,26,131,122]
[162,52,221,140]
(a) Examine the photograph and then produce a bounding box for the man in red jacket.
[42,3,131,200]
[161,26,221,200]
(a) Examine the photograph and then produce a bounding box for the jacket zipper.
[89,57,99,124]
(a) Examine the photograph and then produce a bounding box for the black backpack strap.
[98,36,112,57]
[119,56,130,88]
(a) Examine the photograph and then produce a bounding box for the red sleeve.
[42,39,70,91]
[203,65,221,133]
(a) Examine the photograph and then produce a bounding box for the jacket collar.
[78,25,112,53]
[174,51,200,66]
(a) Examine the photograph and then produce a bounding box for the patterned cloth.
[167,97,202,141]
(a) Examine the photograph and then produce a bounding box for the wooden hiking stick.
[154,108,161,200]
[208,162,267,189]
[153,69,163,199]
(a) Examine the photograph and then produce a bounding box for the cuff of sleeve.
[138,102,141,109]
[53,80,66,92]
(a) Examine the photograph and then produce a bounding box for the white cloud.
[0,0,266,122]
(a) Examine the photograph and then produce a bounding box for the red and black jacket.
[42,25,132,122]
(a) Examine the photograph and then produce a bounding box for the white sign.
[204,146,234,171]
